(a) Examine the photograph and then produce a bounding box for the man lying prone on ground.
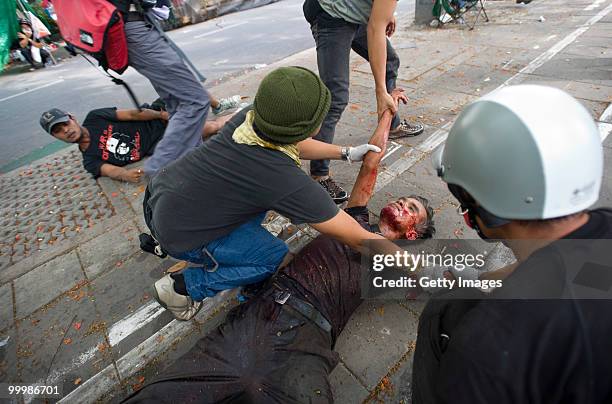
[124,103,435,404]
[39,102,233,183]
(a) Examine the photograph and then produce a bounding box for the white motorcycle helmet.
[433,85,602,228]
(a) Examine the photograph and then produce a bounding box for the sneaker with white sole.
[212,95,242,115]
[389,120,425,139]
[152,274,202,321]
[318,177,349,204]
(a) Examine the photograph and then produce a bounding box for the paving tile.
[0,327,18,383]
[428,204,479,240]
[330,362,369,403]
[335,301,419,389]
[0,284,13,332]
[562,41,612,59]
[15,290,111,397]
[14,251,84,319]
[463,46,543,73]
[88,252,174,326]
[0,150,115,269]
[77,220,141,279]
[427,64,515,97]
[531,53,612,87]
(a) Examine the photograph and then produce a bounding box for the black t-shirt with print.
[81,108,165,178]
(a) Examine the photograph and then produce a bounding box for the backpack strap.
[80,54,142,110]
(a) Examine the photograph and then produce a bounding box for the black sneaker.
[389,120,425,139]
[318,177,349,204]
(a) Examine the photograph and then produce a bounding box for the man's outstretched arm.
[347,89,408,208]
[115,109,169,122]
[369,0,399,119]
[99,164,144,183]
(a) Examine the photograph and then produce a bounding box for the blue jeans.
[175,213,289,301]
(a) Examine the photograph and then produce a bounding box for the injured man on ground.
[124,103,435,403]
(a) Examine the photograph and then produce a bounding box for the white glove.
[347,144,382,162]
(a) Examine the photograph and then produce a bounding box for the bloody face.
[379,197,427,240]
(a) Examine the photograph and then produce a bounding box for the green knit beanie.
[253,66,331,144]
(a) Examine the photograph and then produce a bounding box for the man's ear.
[405,229,418,240]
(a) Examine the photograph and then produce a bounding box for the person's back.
[414,84,612,403]
[432,208,612,403]
[147,107,333,256]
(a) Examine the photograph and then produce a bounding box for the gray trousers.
[309,19,401,176]
[124,20,210,176]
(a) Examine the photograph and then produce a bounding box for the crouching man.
[124,104,434,404]
[145,67,424,321]
[40,106,231,183]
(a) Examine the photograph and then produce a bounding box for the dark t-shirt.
[81,108,165,178]
[123,207,369,404]
[281,206,370,340]
[433,209,612,404]
[147,107,339,255]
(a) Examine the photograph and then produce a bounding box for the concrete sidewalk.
[1,0,611,402]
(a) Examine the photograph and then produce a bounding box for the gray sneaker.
[212,95,241,115]
[152,274,202,321]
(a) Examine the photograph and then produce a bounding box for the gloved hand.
[347,144,382,162]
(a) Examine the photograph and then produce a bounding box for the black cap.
[40,109,70,134]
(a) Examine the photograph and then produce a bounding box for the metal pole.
[415,0,434,25]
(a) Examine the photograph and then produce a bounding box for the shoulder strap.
[80,54,142,110]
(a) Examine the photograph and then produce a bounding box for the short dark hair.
[407,194,436,239]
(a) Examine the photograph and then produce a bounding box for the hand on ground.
[123,168,144,183]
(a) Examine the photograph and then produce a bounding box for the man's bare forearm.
[346,110,393,207]
[115,109,167,122]
[367,25,388,94]
[368,0,396,93]
[297,138,342,161]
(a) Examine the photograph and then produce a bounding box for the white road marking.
[107,301,166,345]
[381,141,402,161]
[27,301,165,402]
[505,2,612,86]
[600,102,612,123]
[58,290,234,404]
[49,1,612,401]
[585,0,606,11]
[194,21,248,39]
[0,79,64,103]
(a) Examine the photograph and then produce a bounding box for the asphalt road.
[0,0,412,171]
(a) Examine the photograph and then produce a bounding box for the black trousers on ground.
[412,288,483,404]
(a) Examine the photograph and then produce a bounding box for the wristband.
[341,146,350,162]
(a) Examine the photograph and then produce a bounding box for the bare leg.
[210,96,219,109]
[201,112,236,139]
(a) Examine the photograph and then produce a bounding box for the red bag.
[53,0,129,74]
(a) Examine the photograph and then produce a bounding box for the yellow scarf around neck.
[232,110,301,166]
